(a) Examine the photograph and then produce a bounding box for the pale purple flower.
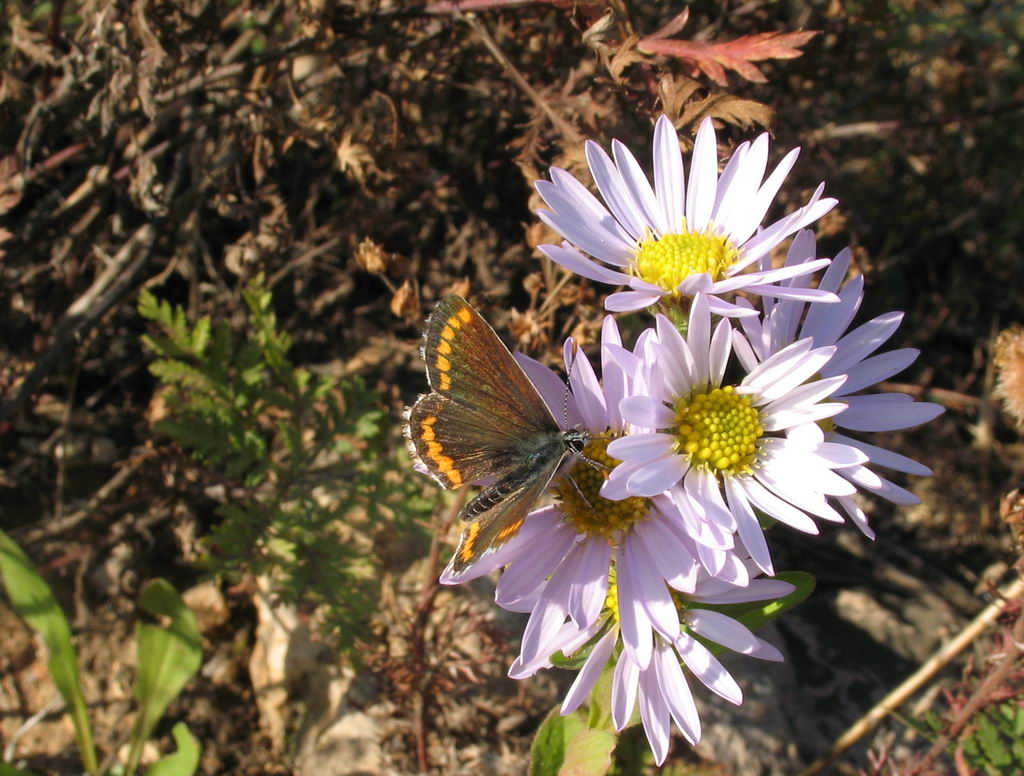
[508,565,791,766]
[535,115,839,316]
[441,316,743,673]
[605,293,870,575]
[731,230,945,538]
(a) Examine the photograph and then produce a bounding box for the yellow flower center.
[556,437,650,538]
[674,385,763,476]
[632,227,738,294]
[605,566,619,624]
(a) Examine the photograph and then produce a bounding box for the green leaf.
[0,530,98,774]
[530,707,587,776]
[738,570,815,629]
[529,707,616,776]
[0,765,41,776]
[691,570,816,636]
[975,715,1010,766]
[585,660,615,732]
[144,722,201,776]
[124,579,203,776]
[560,728,615,776]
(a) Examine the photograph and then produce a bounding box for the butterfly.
[406,295,587,576]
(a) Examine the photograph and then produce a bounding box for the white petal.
[714,137,765,235]
[539,242,633,285]
[729,145,800,245]
[686,117,718,229]
[723,477,774,575]
[739,185,836,267]
[675,633,742,704]
[495,522,576,605]
[836,494,876,539]
[687,293,712,389]
[607,432,677,461]
[708,318,732,388]
[803,271,863,346]
[653,115,685,234]
[515,353,583,430]
[763,401,848,431]
[740,338,814,394]
[618,546,654,669]
[837,348,918,393]
[639,659,672,765]
[686,609,762,655]
[634,516,698,593]
[731,328,761,373]
[748,347,839,404]
[601,316,628,431]
[613,138,665,235]
[569,341,608,431]
[586,139,650,240]
[829,432,932,475]
[618,397,676,430]
[655,313,696,396]
[568,539,611,628]
[561,628,618,714]
[736,476,818,534]
[829,311,904,374]
[655,641,700,744]
[627,453,689,496]
[692,577,796,605]
[836,394,944,432]
[605,289,664,312]
[536,182,635,266]
[686,467,736,531]
[761,374,847,417]
[612,648,640,731]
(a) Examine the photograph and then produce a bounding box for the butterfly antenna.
[562,339,578,430]
[561,472,595,511]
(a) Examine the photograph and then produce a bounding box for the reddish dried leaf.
[424,0,562,13]
[640,30,818,86]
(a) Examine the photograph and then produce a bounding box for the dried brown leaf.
[640,30,818,86]
[681,94,774,131]
[606,35,644,82]
[390,280,420,322]
[9,11,57,67]
[355,238,393,276]
[335,132,376,184]
[0,155,23,216]
[657,74,702,122]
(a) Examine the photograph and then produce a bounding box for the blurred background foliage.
[0,0,1022,772]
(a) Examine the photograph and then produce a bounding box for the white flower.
[507,565,791,766]
[441,316,746,672]
[536,115,839,316]
[731,230,945,537]
[605,293,868,575]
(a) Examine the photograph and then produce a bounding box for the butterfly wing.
[407,295,560,489]
[448,448,568,573]
[408,392,522,489]
[421,296,558,437]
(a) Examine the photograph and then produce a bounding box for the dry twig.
[798,576,1024,776]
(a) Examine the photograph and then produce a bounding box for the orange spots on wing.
[425,439,463,486]
[439,372,451,391]
[496,517,524,541]
[457,307,472,324]
[442,325,456,340]
[447,314,463,330]
[459,521,481,563]
[438,339,452,355]
[436,355,451,372]
[419,416,436,441]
